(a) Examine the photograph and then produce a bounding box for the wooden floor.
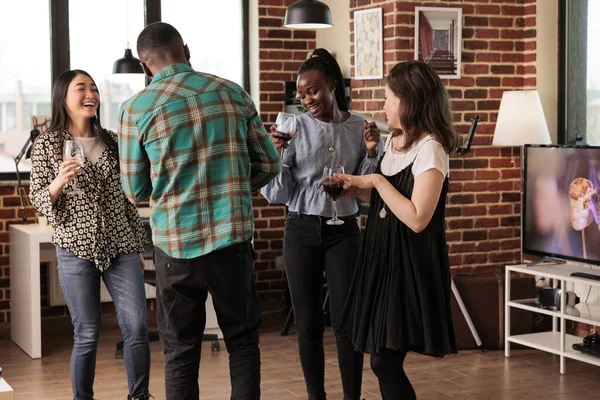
[1,312,600,399]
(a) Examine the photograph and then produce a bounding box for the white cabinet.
[505,264,600,374]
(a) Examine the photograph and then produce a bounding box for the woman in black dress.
[337,60,459,399]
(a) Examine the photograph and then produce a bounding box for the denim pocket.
[285,211,299,223]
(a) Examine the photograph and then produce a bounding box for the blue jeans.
[56,247,151,400]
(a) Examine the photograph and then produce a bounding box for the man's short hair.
[137,22,184,60]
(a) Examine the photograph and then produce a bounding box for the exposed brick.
[462,206,488,217]
[476,193,500,203]
[463,182,488,192]
[475,218,500,229]
[489,228,515,239]
[464,254,489,265]
[463,230,488,241]
[464,89,488,99]
[464,40,489,51]
[476,77,502,87]
[477,5,501,15]
[464,159,489,169]
[449,194,474,205]
[449,219,474,230]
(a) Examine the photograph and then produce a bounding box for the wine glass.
[63,140,85,197]
[322,165,345,226]
[274,112,296,155]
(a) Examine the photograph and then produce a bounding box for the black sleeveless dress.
[343,153,457,357]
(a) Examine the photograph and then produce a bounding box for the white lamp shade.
[492,90,552,146]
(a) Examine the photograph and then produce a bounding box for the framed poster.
[414,7,462,79]
[354,8,383,80]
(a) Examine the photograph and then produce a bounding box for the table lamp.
[492,90,552,146]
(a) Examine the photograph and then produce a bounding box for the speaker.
[538,288,580,309]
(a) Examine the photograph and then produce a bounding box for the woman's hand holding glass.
[322,165,346,226]
[55,159,82,187]
[62,140,85,196]
[269,112,296,156]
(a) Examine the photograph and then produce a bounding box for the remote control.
[570,272,600,281]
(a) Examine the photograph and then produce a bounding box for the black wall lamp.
[284,0,333,29]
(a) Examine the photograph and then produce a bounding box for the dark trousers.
[154,240,261,400]
[283,212,364,399]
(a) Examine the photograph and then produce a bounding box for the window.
[0,0,248,180]
[560,0,600,145]
[0,0,51,174]
[162,0,245,86]
[69,0,146,132]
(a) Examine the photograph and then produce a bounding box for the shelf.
[507,331,563,355]
[507,264,600,288]
[561,303,600,326]
[506,264,600,374]
[508,298,559,317]
[507,299,600,326]
[507,331,600,366]
[564,344,600,367]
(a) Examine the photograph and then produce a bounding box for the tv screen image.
[523,145,600,265]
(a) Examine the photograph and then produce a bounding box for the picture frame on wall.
[354,7,383,80]
[414,7,462,79]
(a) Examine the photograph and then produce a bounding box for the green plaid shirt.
[119,64,281,259]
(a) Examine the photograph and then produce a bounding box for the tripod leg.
[280,307,294,336]
[452,278,482,347]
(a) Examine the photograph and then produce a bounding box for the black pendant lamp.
[113,0,143,74]
[113,45,143,74]
[284,0,333,29]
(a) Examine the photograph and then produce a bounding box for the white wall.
[315,0,352,77]
[249,0,260,108]
[537,0,559,143]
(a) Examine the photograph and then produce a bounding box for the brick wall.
[346,0,537,274]
[252,0,317,309]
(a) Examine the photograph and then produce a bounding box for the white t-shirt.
[76,136,106,165]
[380,134,449,178]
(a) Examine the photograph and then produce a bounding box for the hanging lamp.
[113,0,143,74]
[113,45,143,74]
[284,0,333,29]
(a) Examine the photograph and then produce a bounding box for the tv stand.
[505,263,600,374]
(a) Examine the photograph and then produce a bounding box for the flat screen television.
[523,144,600,265]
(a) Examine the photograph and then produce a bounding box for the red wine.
[323,181,343,199]
[274,132,293,141]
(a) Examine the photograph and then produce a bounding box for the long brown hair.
[45,69,119,163]
[386,60,458,154]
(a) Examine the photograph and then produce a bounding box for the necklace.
[313,115,336,152]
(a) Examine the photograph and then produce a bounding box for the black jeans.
[154,240,261,400]
[283,212,364,399]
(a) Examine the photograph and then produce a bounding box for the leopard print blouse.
[29,129,148,271]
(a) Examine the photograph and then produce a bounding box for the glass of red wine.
[274,112,296,154]
[322,165,345,226]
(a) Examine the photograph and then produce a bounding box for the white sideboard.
[505,263,600,374]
